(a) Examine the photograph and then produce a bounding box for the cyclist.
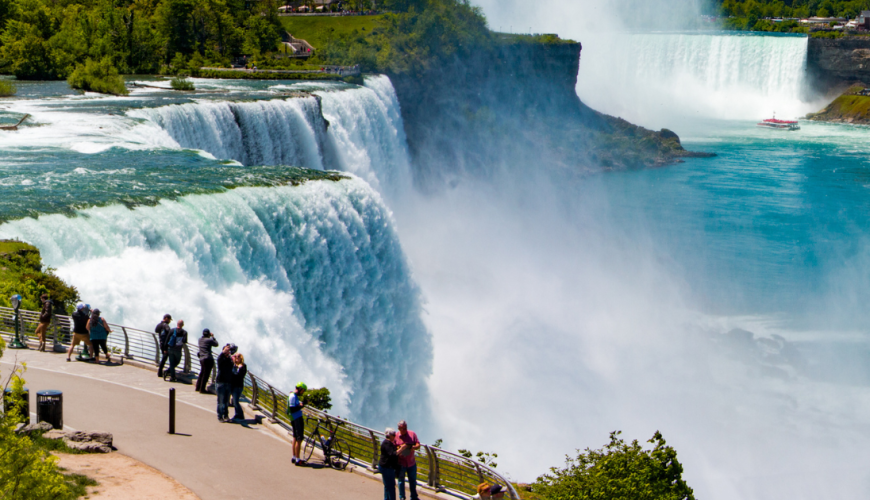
[288,382,307,465]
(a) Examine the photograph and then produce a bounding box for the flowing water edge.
[0,33,868,500]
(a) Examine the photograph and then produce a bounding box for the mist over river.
[0,27,868,500]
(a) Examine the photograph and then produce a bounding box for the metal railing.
[0,306,517,500]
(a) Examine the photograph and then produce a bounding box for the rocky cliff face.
[388,40,704,190]
[807,37,870,91]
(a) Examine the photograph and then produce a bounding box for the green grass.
[807,84,870,122]
[61,470,98,498]
[279,15,387,49]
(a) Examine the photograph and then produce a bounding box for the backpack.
[168,328,184,348]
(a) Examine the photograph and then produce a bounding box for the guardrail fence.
[0,306,518,500]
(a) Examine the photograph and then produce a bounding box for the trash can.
[3,387,30,425]
[36,390,63,429]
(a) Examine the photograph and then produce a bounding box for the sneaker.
[157,370,163,377]
[291,457,297,464]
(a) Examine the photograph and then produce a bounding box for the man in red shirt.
[395,420,421,500]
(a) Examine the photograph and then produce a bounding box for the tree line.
[0,0,286,80]
[719,0,870,31]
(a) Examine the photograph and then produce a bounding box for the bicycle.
[301,417,351,470]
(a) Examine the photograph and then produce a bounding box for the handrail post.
[368,430,379,470]
[121,327,132,359]
[182,343,191,374]
[249,374,259,409]
[425,445,439,488]
[269,387,279,423]
[151,333,161,364]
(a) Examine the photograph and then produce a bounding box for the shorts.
[291,417,305,441]
[71,332,92,348]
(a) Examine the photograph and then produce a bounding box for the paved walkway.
[0,349,383,500]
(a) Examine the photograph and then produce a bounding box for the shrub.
[0,360,77,499]
[170,75,195,91]
[67,57,129,96]
[0,80,16,96]
[533,431,695,500]
[301,387,332,410]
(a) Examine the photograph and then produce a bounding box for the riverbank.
[806,83,870,123]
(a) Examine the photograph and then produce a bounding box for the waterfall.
[127,97,327,169]
[0,176,432,427]
[128,76,413,196]
[577,33,815,127]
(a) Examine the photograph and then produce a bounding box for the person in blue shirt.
[288,382,307,465]
[87,309,112,364]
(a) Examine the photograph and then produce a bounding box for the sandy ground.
[55,453,200,499]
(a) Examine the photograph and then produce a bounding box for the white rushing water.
[127,96,327,168]
[577,33,820,127]
[0,178,432,427]
[126,75,412,196]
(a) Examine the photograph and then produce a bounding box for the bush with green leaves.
[67,57,129,95]
[533,431,695,500]
[0,240,80,313]
[0,79,16,96]
[170,75,195,90]
[0,351,79,499]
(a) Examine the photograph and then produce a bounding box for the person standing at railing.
[230,352,247,421]
[471,483,505,500]
[66,303,94,362]
[87,308,112,364]
[379,428,400,500]
[35,294,52,352]
[396,420,421,500]
[288,382,307,465]
[155,314,173,378]
[215,343,237,422]
[471,483,492,500]
[195,328,218,393]
[165,320,188,382]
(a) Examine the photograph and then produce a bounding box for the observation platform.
[0,349,382,500]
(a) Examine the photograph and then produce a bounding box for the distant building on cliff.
[860,11,870,29]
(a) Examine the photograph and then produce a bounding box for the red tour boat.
[757,113,800,131]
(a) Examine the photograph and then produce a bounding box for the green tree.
[300,387,332,410]
[242,14,279,55]
[533,431,695,500]
[67,56,129,95]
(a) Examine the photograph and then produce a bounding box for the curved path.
[0,349,382,500]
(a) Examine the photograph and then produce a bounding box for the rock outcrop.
[807,37,870,91]
[389,39,709,190]
[806,83,870,123]
[43,429,115,453]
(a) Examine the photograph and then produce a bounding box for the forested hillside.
[0,0,521,80]
[719,0,870,30]
[721,0,870,19]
